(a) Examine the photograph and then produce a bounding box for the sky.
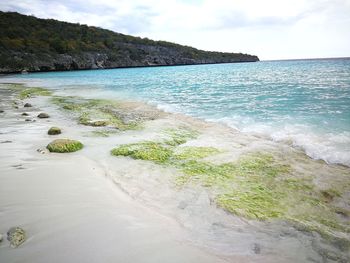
[1,0,350,60]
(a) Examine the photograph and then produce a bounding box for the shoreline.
[2,72,349,169]
[0,82,349,262]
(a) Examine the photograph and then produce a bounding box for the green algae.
[163,128,199,146]
[111,141,173,164]
[18,87,52,99]
[47,139,83,153]
[174,146,221,160]
[52,96,142,130]
[110,140,350,239]
[88,130,118,137]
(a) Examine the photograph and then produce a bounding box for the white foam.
[215,118,350,167]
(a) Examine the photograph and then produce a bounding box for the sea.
[5,58,350,166]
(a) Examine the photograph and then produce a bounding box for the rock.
[1,140,12,143]
[90,120,108,127]
[37,112,49,118]
[0,233,3,242]
[7,227,26,248]
[24,103,32,107]
[0,110,4,113]
[253,243,261,254]
[25,118,32,122]
[47,139,83,153]
[22,112,29,116]
[48,127,61,135]
[37,148,46,154]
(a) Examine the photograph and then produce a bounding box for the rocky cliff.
[0,11,259,73]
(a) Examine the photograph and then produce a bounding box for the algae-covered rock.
[47,139,83,153]
[7,227,26,248]
[24,103,32,107]
[48,127,61,135]
[37,112,49,118]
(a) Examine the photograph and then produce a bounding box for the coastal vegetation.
[0,11,259,73]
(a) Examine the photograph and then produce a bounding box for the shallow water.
[4,58,350,166]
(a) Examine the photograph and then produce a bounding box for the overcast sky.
[1,0,350,60]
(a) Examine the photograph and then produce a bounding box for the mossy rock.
[47,139,83,153]
[7,227,26,248]
[48,127,61,135]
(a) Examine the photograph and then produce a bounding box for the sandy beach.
[0,83,235,263]
[0,82,349,263]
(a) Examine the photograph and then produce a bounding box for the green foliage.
[47,139,83,153]
[0,11,258,71]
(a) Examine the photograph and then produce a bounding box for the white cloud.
[1,0,350,59]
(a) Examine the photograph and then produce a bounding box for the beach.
[0,82,349,262]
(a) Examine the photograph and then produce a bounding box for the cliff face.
[0,12,259,73]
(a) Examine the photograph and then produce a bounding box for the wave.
[213,116,350,167]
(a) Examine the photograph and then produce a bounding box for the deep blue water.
[6,58,350,165]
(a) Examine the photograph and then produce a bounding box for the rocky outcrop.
[2,47,259,73]
[0,12,259,73]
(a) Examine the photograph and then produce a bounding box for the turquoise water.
[6,58,350,166]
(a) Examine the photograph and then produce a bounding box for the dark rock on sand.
[22,112,29,116]
[25,118,32,122]
[1,140,12,143]
[48,126,61,135]
[0,110,4,113]
[253,243,261,254]
[24,103,32,107]
[37,112,49,118]
[7,227,26,248]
